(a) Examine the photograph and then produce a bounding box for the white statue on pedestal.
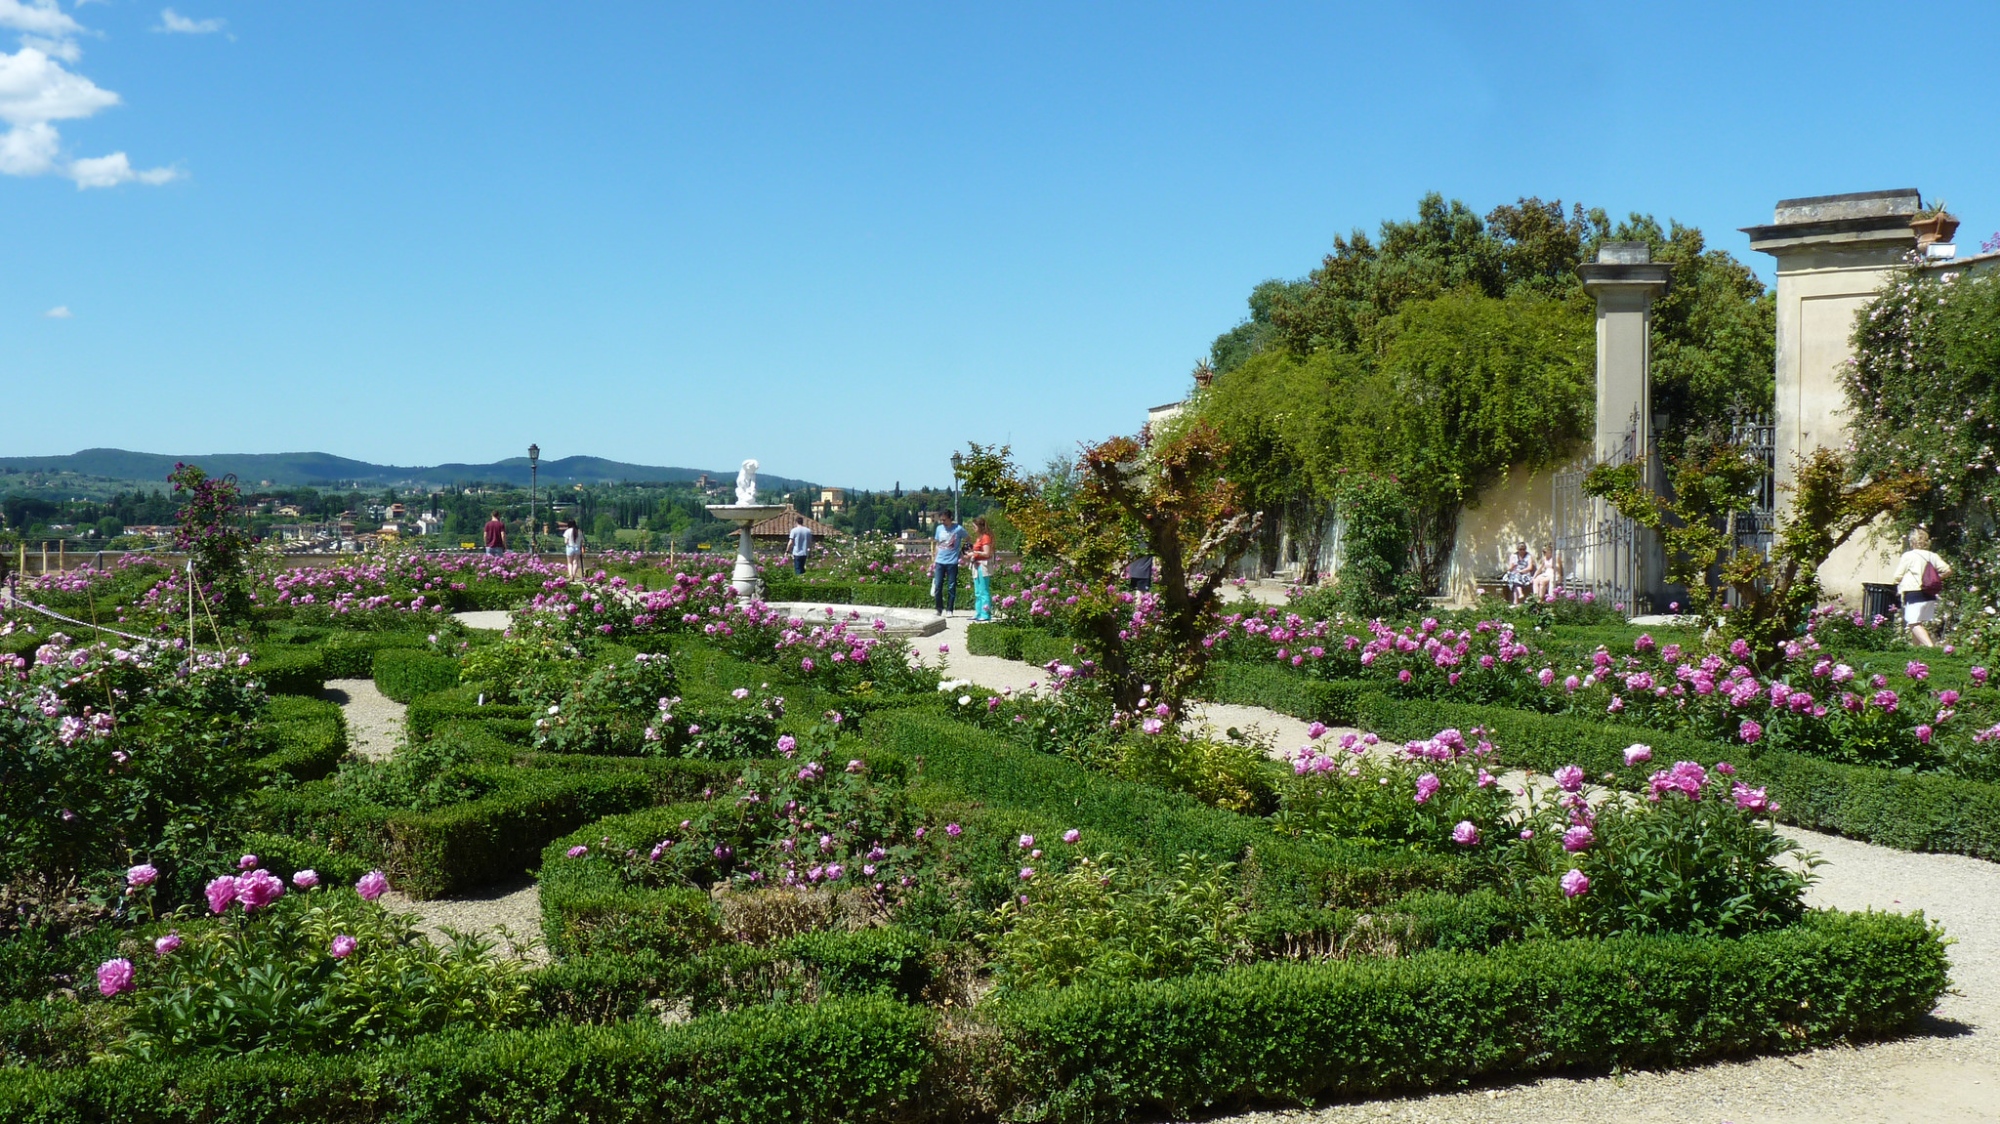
[735,460,759,506]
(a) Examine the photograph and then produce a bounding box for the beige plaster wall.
[1443,463,1557,605]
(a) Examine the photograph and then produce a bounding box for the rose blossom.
[126,863,158,888]
[1451,821,1481,846]
[292,869,319,889]
[204,875,239,914]
[1560,869,1590,897]
[330,935,358,959]
[1553,765,1585,792]
[96,958,135,997]
[1414,773,1441,804]
[356,870,389,901]
[1624,744,1653,767]
[235,869,285,911]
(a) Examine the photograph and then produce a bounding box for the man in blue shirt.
[787,516,812,576]
[932,514,967,615]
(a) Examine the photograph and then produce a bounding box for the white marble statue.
[735,460,759,506]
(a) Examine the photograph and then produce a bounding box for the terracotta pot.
[1911,213,1961,247]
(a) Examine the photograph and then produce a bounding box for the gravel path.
[320,678,406,762]
[324,671,544,956]
[379,878,548,964]
[453,609,513,631]
[914,612,1996,1124]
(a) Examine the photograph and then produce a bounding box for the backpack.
[1921,557,1943,596]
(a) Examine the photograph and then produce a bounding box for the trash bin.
[1861,582,1901,626]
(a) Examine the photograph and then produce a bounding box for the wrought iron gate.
[1551,410,1645,612]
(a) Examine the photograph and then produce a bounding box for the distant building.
[746,505,841,545]
[813,488,848,518]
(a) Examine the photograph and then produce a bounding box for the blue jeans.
[934,563,960,612]
[793,554,807,575]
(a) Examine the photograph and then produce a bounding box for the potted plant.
[1911,199,1960,247]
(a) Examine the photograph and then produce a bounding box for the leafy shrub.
[1507,758,1813,938]
[992,853,1249,991]
[0,638,260,894]
[1278,728,1512,853]
[330,726,505,812]
[1111,730,1277,814]
[1207,661,1364,725]
[405,686,534,741]
[524,651,680,755]
[110,871,529,1060]
[371,648,461,703]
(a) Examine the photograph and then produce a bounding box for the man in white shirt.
[788,516,812,576]
[933,514,966,615]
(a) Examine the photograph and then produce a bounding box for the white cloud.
[43,304,71,318]
[0,7,181,189]
[155,9,222,34]
[0,46,119,124]
[0,1,82,39]
[0,116,53,172]
[68,150,178,188]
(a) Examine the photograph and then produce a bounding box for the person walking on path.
[1894,527,1952,648]
[788,515,812,576]
[562,519,584,580]
[483,511,508,556]
[968,516,996,621]
[932,513,967,615]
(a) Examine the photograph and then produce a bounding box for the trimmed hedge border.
[256,767,657,899]
[249,695,349,782]
[964,622,1077,667]
[373,648,462,704]
[406,685,534,741]
[1208,662,1367,726]
[245,647,326,697]
[763,581,940,610]
[0,913,1946,1122]
[995,909,1947,1120]
[315,631,430,679]
[0,996,936,1124]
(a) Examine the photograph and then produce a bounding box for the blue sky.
[5,1,1996,489]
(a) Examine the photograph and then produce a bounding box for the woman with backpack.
[1894,528,1951,648]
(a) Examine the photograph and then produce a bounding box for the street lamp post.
[528,444,540,556]
[949,452,962,522]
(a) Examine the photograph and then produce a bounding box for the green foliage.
[256,760,656,899]
[1278,743,1512,855]
[114,885,529,1060]
[1750,748,2000,861]
[167,463,254,621]
[0,996,939,1123]
[0,639,260,895]
[317,630,429,679]
[995,910,1946,1121]
[1586,444,1923,661]
[244,647,326,697]
[992,853,1250,992]
[371,648,461,704]
[1329,472,1425,618]
[1205,661,1365,725]
[330,725,505,812]
[1110,731,1278,815]
[405,686,534,741]
[248,695,347,782]
[1846,266,2000,642]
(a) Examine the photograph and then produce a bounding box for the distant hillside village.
[1,467,989,559]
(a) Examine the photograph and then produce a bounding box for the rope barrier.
[0,586,166,645]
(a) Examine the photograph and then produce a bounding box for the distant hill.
[0,449,813,492]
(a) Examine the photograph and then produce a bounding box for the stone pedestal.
[1579,242,1673,463]
[1743,189,1922,602]
[705,504,787,601]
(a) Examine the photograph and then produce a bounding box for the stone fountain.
[705,460,787,601]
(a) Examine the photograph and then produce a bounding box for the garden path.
[912,612,2000,1124]
[324,662,545,960]
[320,678,404,762]
[453,609,512,631]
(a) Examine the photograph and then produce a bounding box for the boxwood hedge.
[372,648,462,704]
[248,695,348,782]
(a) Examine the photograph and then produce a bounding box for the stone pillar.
[1743,189,1920,602]
[1579,242,1673,463]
